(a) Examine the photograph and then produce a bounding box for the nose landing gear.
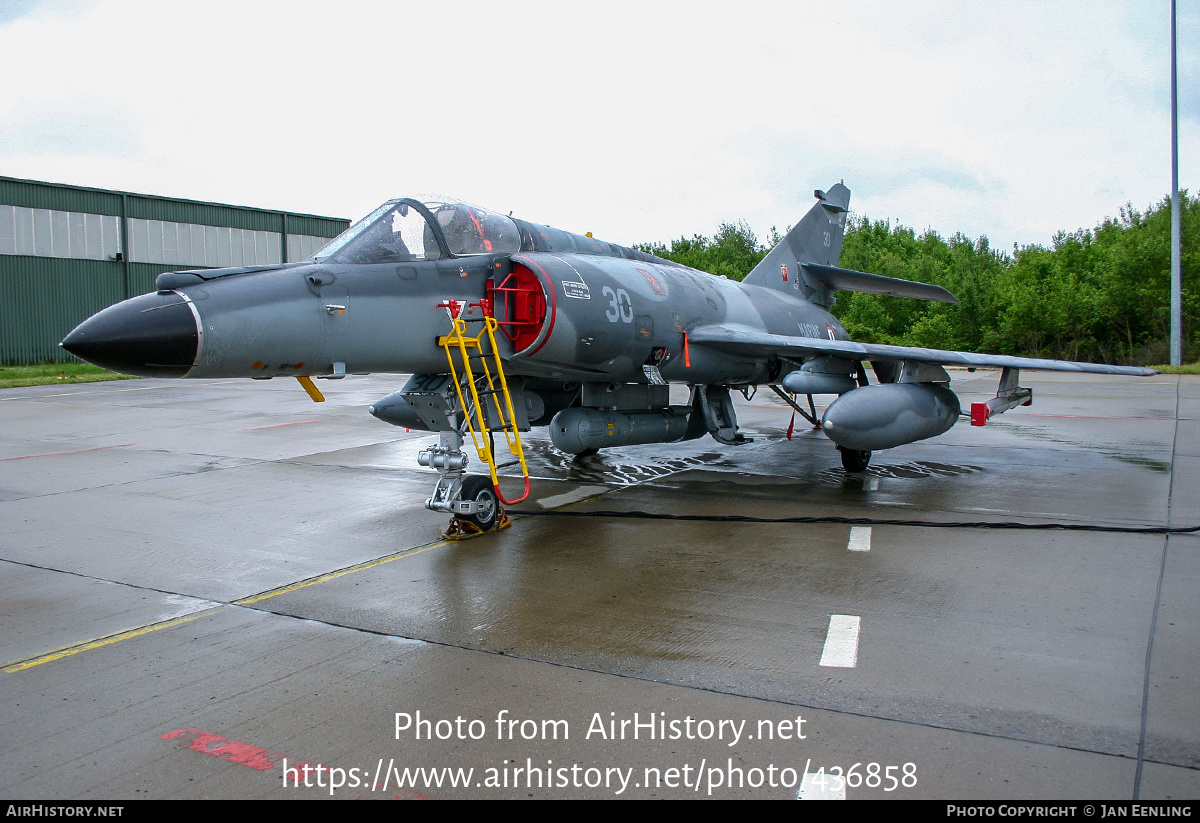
[411,302,531,540]
[419,430,514,540]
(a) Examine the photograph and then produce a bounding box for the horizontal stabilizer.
[801,264,957,303]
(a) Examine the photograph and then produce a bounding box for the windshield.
[313,200,442,263]
[312,200,396,261]
[313,199,521,263]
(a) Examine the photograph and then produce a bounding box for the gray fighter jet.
[61,183,1157,534]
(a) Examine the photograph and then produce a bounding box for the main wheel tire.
[839,447,872,472]
[459,475,499,531]
[573,447,599,458]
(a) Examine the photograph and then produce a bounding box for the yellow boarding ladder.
[437,306,531,506]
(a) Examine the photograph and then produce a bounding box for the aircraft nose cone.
[61,292,200,377]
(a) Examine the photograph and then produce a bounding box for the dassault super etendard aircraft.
[62,182,1157,535]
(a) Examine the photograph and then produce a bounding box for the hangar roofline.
[0,174,349,223]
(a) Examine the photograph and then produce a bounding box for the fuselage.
[62,198,848,391]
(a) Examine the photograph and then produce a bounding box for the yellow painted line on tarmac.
[2,607,224,673]
[4,540,452,673]
[234,540,450,606]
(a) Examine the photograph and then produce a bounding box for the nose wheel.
[458,475,498,531]
[439,474,512,540]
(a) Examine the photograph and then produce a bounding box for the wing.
[688,323,1159,377]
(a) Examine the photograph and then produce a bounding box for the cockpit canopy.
[312,197,678,268]
[313,199,522,263]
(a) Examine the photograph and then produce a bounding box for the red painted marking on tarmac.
[243,419,321,430]
[0,443,135,461]
[160,728,284,771]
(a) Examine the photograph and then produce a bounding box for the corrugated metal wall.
[1,257,123,365]
[1,177,349,365]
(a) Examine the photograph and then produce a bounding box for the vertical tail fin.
[742,182,850,305]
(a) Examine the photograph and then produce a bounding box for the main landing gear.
[838,446,872,473]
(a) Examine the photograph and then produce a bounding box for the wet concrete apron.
[1,371,1196,799]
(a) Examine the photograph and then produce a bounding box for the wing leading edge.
[688,324,1160,377]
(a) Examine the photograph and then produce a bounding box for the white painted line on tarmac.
[847,526,872,552]
[866,478,880,491]
[819,615,861,668]
[797,771,846,800]
[0,380,241,400]
[537,485,608,509]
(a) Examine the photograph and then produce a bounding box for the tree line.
[637,193,1197,365]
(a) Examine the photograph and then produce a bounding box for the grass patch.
[1152,363,1200,375]
[3,360,1195,389]
[0,363,140,389]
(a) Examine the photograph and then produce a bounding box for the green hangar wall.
[0,176,350,365]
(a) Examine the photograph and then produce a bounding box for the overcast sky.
[1,0,1195,254]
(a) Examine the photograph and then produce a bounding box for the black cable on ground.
[506,509,1200,534]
